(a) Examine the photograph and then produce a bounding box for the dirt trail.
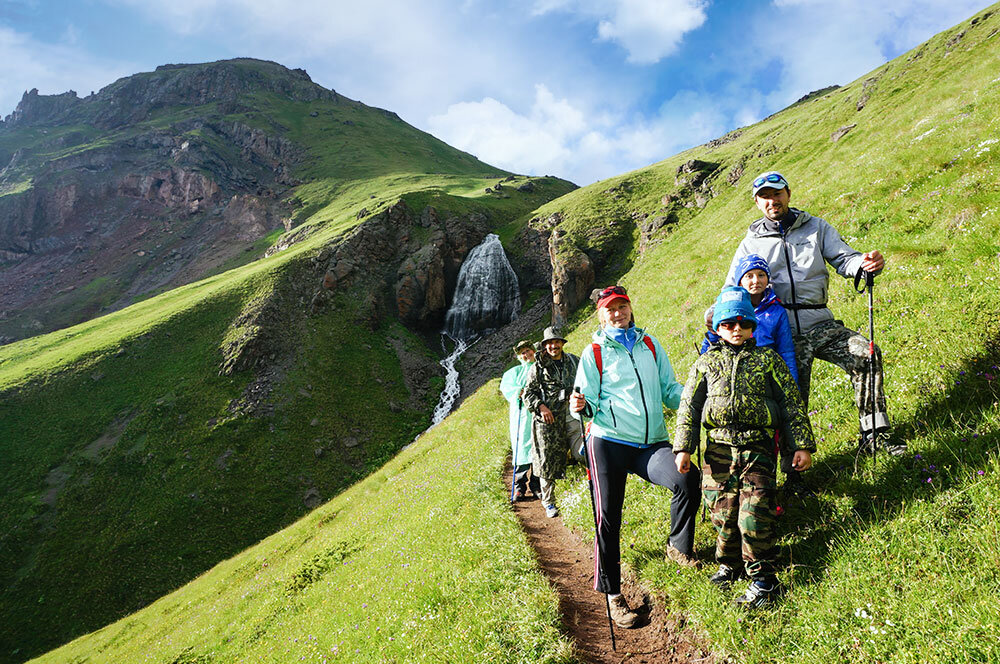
[508,472,717,664]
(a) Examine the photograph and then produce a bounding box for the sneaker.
[734,579,782,609]
[607,594,640,629]
[665,544,700,568]
[709,564,740,589]
[513,488,525,501]
[544,504,559,518]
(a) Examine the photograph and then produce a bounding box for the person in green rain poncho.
[500,340,541,500]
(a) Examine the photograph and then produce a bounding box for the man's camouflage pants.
[794,319,889,436]
[702,442,777,579]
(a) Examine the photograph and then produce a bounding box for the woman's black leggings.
[586,436,700,594]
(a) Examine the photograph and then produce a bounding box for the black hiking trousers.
[587,436,700,595]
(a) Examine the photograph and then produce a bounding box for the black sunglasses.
[718,319,753,330]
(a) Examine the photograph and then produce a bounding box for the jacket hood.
[756,286,781,311]
[591,325,647,346]
[748,209,810,237]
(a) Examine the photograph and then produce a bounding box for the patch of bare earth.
[507,468,716,664]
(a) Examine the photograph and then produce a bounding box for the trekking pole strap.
[853,267,875,294]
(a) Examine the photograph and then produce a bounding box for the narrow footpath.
[507,469,718,664]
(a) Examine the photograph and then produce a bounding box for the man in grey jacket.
[725,171,904,476]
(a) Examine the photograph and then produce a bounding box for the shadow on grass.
[778,334,1000,589]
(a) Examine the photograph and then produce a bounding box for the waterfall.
[431,234,520,425]
[443,234,521,341]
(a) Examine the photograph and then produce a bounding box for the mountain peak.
[2,58,338,129]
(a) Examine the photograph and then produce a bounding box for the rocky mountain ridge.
[0,58,485,344]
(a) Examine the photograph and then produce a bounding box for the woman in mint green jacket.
[570,286,700,628]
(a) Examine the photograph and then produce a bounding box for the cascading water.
[431,234,520,425]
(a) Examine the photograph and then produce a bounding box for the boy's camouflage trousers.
[703,442,778,579]
[794,319,889,434]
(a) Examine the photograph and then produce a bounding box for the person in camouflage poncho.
[523,327,582,517]
[674,287,815,609]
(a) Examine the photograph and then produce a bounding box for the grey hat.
[540,326,567,344]
[513,339,533,354]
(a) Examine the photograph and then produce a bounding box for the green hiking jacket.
[673,339,815,454]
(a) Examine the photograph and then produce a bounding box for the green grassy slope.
[0,61,576,662]
[25,7,1000,663]
[32,384,575,664]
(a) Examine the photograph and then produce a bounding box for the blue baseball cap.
[713,287,757,331]
[751,171,789,197]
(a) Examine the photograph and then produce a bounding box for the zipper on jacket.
[628,351,650,444]
[780,231,801,333]
[609,402,617,428]
[729,348,742,418]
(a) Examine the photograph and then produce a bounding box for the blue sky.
[0,0,992,184]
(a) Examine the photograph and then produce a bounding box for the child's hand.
[792,450,812,471]
[675,452,691,474]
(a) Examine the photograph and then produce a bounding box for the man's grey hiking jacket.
[724,209,879,336]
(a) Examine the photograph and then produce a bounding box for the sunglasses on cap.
[752,173,787,189]
[718,319,753,330]
[599,285,628,298]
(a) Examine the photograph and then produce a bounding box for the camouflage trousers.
[794,319,889,435]
[703,442,778,579]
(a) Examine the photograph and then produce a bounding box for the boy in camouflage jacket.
[674,287,815,608]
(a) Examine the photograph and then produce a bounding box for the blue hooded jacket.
[701,286,799,384]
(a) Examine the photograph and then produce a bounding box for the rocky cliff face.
[0,61,324,343]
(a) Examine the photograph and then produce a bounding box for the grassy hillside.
[30,383,575,664]
[21,5,1000,663]
[0,62,576,662]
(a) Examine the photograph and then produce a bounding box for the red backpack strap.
[642,335,656,359]
[591,342,603,398]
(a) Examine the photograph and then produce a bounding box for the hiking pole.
[510,398,523,503]
[698,440,707,523]
[854,268,878,459]
[573,388,616,652]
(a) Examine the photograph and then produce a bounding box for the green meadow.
[11,6,1000,663]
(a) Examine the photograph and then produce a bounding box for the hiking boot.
[544,504,559,518]
[665,544,700,568]
[709,564,740,589]
[513,488,526,501]
[607,594,640,629]
[734,579,782,610]
[879,434,908,456]
[857,433,878,456]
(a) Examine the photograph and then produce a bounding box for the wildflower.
[978,470,985,476]
[926,478,933,483]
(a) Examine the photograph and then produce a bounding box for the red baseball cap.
[596,285,631,309]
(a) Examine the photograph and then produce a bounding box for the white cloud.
[0,26,134,118]
[756,0,991,107]
[429,84,728,184]
[533,0,709,63]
